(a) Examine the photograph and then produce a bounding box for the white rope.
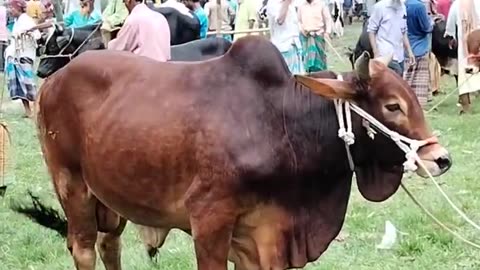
[414,155,480,232]
[401,183,480,249]
[348,103,428,172]
[334,74,355,170]
[39,23,102,60]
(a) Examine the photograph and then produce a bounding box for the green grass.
[1,22,480,269]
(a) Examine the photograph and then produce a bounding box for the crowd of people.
[0,0,475,118]
[366,0,478,114]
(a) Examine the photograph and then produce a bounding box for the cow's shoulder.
[224,36,291,87]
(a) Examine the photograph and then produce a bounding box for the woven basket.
[0,121,11,197]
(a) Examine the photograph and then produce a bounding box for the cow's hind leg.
[53,169,98,270]
[96,203,127,270]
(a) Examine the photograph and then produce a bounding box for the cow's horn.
[374,53,393,67]
[354,51,371,80]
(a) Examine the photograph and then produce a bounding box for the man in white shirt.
[267,0,304,74]
[445,0,480,114]
[5,0,41,117]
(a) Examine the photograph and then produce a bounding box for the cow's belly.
[80,122,197,229]
[82,163,192,229]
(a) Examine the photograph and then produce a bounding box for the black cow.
[346,17,458,84]
[431,18,458,80]
[36,24,231,78]
[147,4,201,45]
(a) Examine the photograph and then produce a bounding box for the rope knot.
[403,151,418,171]
[362,119,376,139]
[345,131,355,145]
[338,128,355,145]
[338,127,347,138]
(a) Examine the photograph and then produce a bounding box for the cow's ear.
[294,75,356,100]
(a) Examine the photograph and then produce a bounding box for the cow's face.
[294,51,451,180]
[466,29,480,74]
[37,24,71,78]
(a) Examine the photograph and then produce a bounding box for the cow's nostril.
[466,68,474,74]
[435,154,452,171]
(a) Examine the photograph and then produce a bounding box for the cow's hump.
[225,36,291,86]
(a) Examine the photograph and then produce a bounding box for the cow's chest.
[228,175,352,269]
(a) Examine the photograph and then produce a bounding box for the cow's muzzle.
[416,139,452,178]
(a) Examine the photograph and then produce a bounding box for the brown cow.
[13,36,451,270]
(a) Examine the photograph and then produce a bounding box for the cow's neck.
[232,75,377,268]
[270,75,372,175]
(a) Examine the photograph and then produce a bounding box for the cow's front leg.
[190,212,235,270]
[186,178,237,270]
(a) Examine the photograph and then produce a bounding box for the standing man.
[404,0,434,107]
[108,0,171,62]
[267,0,304,74]
[185,0,208,39]
[436,0,451,18]
[233,0,260,40]
[204,0,235,40]
[63,0,102,28]
[298,0,332,72]
[101,0,128,44]
[445,0,480,114]
[367,0,415,76]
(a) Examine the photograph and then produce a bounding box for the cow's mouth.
[415,144,452,178]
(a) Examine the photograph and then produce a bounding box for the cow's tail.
[10,191,67,238]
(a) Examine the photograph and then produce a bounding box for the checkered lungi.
[281,43,305,75]
[428,52,441,97]
[6,56,36,102]
[404,54,430,107]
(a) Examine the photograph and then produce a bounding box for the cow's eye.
[385,103,401,112]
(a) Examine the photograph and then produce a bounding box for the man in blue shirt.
[185,0,209,39]
[367,0,415,76]
[63,0,102,28]
[404,0,434,107]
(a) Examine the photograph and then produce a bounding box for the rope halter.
[334,74,438,172]
[39,23,102,60]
